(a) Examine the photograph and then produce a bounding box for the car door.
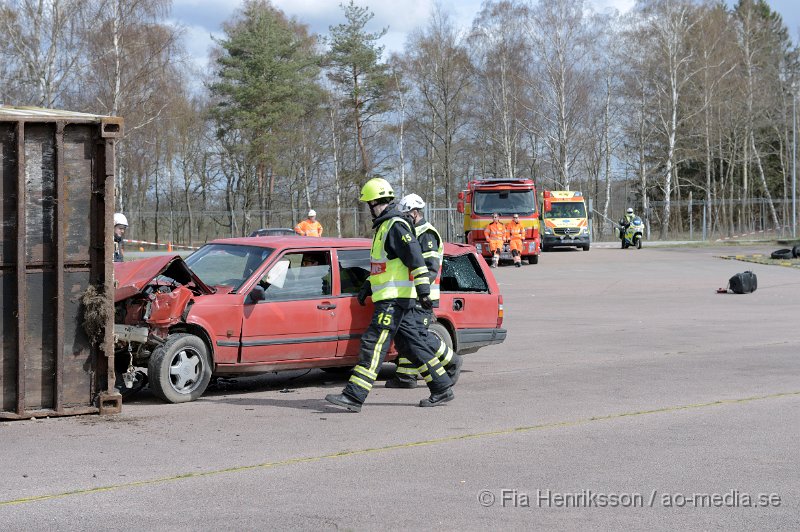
[333,248,373,358]
[240,250,339,363]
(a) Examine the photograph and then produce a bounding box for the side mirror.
[544,198,552,212]
[248,285,265,304]
[265,260,290,288]
[456,200,464,214]
[457,191,464,200]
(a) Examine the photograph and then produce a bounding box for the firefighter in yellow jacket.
[484,212,506,268]
[294,209,323,237]
[325,179,454,412]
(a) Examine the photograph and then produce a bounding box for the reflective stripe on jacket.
[295,219,323,237]
[415,221,443,302]
[484,221,506,243]
[506,221,524,241]
[370,217,426,301]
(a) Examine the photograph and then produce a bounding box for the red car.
[114,236,506,403]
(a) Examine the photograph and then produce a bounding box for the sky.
[170,0,800,72]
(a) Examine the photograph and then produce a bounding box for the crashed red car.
[114,236,506,403]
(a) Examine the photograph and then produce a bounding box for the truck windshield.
[544,202,586,218]
[473,190,535,215]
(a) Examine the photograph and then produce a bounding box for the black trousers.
[394,307,456,382]
[343,300,453,403]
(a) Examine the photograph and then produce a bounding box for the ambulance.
[540,190,590,251]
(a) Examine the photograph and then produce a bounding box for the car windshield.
[544,202,586,219]
[473,190,535,215]
[185,244,274,290]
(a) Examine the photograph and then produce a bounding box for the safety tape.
[123,239,200,250]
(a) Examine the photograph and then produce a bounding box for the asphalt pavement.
[1,243,798,530]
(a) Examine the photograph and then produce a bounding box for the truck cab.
[457,178,540,265]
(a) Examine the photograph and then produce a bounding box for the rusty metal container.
[0,106,123,419]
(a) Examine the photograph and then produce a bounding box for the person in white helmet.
[113,212,128,262]
[380,193,463,388]
[294,209,323,237]
[618,207,635,242]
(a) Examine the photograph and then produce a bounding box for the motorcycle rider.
[382,193,463,389]
[618,207,635,242]
[325,178,454,412]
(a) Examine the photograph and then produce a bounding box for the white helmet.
[626,207,633,215]
[308,209,316,217]
[398,193,426,213]
[114,212,128,227]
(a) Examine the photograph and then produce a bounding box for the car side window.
[261,251,332,301]
[440,254,489,293]
[337,249,371,295]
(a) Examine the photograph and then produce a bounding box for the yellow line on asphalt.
[2,390,798,507]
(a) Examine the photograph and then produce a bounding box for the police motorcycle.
[615,216,644,249]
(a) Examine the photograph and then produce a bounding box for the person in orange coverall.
[484,212,506,268]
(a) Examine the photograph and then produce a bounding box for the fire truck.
[456,178,541,264]
[539,190,590,251]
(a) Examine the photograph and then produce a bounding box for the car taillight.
[497,295,504,328]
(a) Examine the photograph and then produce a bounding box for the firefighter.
[484,212,506,268]
[294,209,323,237]
[505,213,524,268]
[113,212,128,262]
[381,193,463,389]
[325,178,454,412]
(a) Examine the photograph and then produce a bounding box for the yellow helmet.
[359,178,395,202]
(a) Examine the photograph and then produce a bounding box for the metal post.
[702,200,707,241]
[793,88,797,239]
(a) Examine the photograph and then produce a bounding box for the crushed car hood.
[114,255,214,302]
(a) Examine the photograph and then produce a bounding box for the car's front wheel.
[148,333,212,403]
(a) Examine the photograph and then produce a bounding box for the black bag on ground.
[728,271,757,294]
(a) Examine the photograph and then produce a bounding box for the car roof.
[205,236,475,256]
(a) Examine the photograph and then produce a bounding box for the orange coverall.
[484,221,506,253]
[505,221,524,253]
[295,219,323,237]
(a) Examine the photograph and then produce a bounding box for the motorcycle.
[616,216,644,249]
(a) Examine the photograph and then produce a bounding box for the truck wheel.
[148,333,212,403]
[429,322,454,352]
[530,254,539,264]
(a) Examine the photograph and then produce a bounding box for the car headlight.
[581,227,589,235]
[544,227,552,235]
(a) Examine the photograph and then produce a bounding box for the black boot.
[325,393,362,412]
[419,387,454,407]
[385,376,417,388]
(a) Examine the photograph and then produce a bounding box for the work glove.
[357,280,372,306]
[416,283,433,310]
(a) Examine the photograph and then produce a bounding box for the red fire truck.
[456,178,541,265]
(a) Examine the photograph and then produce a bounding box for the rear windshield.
[440,253,488,293]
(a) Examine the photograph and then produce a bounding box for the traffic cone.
[167,242,173,252]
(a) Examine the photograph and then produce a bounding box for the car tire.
[148,333,212,403]
[771,248,793,260]
[429,322,454,352]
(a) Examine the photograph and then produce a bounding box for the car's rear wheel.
[148,333,211,403]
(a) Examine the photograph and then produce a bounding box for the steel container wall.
[0,106,123,419]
